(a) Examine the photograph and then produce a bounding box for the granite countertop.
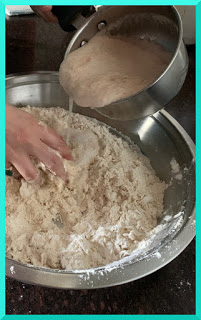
[6,14,195,315]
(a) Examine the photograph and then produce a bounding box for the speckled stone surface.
[6,13,195,315]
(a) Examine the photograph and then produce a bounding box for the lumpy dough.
[6,106,166,270]
[59,15,172,108]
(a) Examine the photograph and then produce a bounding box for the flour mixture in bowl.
[6,106,166,270]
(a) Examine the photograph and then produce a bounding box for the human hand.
[6,104,72,183]
[30,5,58,23]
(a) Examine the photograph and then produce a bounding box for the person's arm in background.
[6,104,72,183]
[30,5,58,23]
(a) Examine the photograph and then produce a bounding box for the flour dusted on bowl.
[6,106,166,270]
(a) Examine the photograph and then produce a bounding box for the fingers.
[43,11,58,23]
[12,167,21,180]
[33,142,69,182]
[40,127,73,161]
[6,161,12,170]
[6,104,70,183]
[31,5,58,23]
[12,153,41,184]
[6,146,21,179]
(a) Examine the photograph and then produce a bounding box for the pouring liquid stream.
[66,96,83,206]
[66,96,74,144]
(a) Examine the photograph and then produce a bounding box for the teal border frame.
[0,1,199,319]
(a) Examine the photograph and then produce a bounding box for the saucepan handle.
[52,5,91,32]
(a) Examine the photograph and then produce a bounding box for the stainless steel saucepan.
[61,6,189,120]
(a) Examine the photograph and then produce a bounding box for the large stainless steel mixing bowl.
[6,72,195,289]
[65,6,189,120]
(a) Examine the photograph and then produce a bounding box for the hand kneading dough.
[6,106,166,270]
[59,15,172,108]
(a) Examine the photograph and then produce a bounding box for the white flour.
[6,106,166,270]
[170,158,183,181]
